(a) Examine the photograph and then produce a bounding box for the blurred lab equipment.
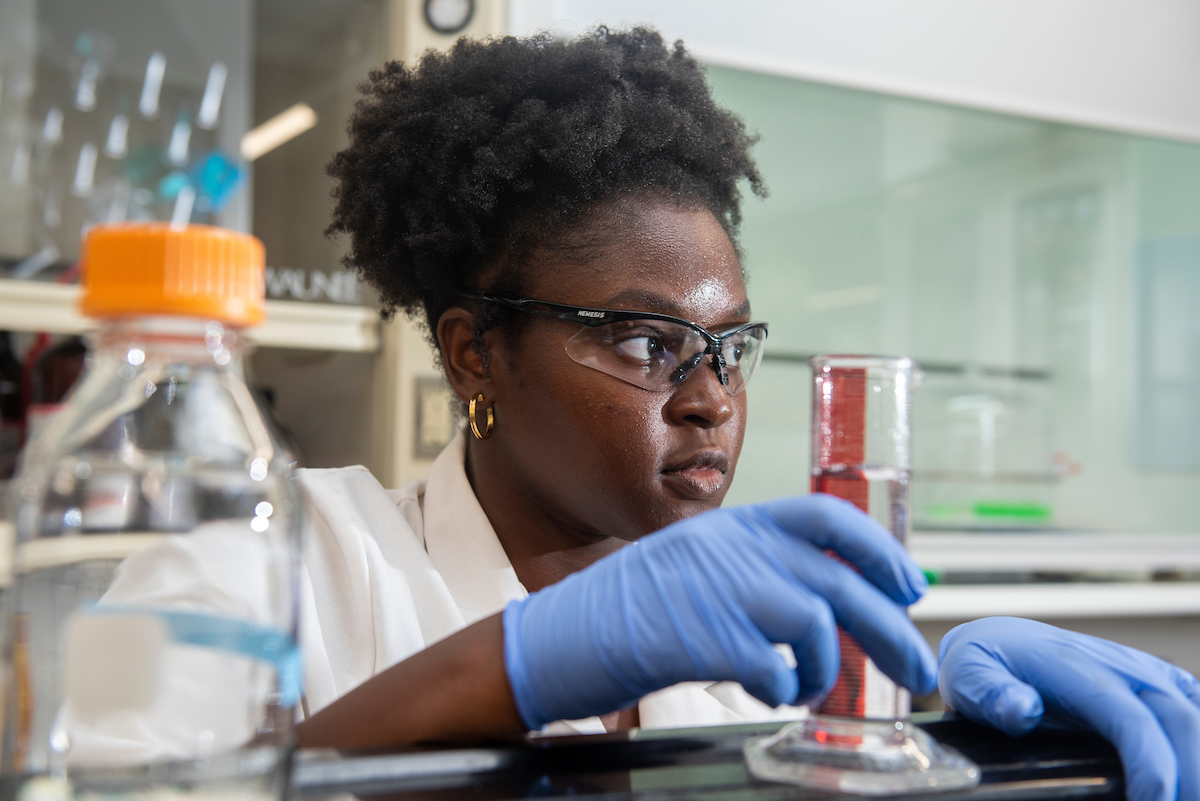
[0,14,243,279]
[3,223,300,800]
[744,355,978,793]
[24,335,86,446]
[0,333,23,480]
[912,371,1058,529]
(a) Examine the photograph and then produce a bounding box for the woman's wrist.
[297,612,526,749]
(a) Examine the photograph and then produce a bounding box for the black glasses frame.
[461,292,769,389]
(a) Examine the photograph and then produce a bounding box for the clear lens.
[565,320,766,394]
[719,324,767,394]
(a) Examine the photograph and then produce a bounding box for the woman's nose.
[665,354,735,428]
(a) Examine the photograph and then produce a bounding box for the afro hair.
[326,26,764,348]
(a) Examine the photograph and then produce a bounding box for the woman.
[295,28,1196,801]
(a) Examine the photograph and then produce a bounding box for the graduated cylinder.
[809,354,920,720]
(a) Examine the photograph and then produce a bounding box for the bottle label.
[81,474,137,531]
[65,612,167,721]
[66,605,301,709]
[60,605,302,766]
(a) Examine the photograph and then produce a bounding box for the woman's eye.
[615,335,661,361]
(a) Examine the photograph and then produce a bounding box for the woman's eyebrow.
[599,289,752,320]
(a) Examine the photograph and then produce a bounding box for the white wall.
[507,0,1200,144]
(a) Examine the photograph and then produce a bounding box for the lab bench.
[295,715,1122,801]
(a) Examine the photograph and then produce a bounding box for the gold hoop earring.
[469,393,494,440]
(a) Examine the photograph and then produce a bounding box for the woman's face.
[481,197,751,541]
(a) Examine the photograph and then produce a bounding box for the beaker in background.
[912,370,1058,529]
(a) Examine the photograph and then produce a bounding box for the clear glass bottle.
[3,223,300,800]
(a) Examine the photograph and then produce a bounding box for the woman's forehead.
[526,200,750,322]
[596,285,752,321]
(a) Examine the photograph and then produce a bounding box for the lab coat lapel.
[423,432,528,624]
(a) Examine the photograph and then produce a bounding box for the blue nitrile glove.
[938,617,1200,801]
[502,494,937,729]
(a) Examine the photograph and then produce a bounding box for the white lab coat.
[296,432,805,733]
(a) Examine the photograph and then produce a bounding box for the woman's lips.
[662,451,729,500]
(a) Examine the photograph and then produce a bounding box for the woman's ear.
[438,306,487,402]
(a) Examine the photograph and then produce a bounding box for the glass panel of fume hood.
[707,66,1200,534]
[0,0,381,305]
[252,0,385,307]
[0,0,252,278]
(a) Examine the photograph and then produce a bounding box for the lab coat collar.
[422,432,528,624]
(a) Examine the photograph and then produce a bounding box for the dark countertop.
[295,714,1123,801]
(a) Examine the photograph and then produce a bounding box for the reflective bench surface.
[296,713,1123,801]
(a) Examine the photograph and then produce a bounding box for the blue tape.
[84,605,303,707]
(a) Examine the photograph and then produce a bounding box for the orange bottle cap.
[79,223,266,327]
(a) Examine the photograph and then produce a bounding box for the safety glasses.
[463,293,769,395]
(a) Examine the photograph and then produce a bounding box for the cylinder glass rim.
[809,354,917,370]
[808,354,924,386]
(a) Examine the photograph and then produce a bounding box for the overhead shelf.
[909,531,1200,621]
[0,279,380,352]
[912,582,1200,621]
[254,298,381,352]
[910,531,1200,573]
